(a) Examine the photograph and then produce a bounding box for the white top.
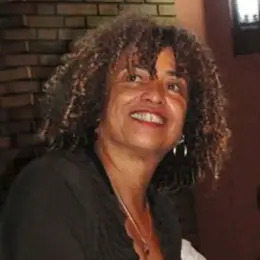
[181,239,207,260]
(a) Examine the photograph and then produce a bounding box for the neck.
[94,137,162,215]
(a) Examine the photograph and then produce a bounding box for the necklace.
[116,194,153,256]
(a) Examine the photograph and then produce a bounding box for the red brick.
[99,4,119,15]
[30,67,54,79]
[65,17,85,28]
[2,29,37,40]
[146,0,174,2]
[0,3,34,15]
[39,55,60,66]
[87,0,123,2]
[0,121,30,136]
[3,81,40,94]
[4,54,38,67]
[29,41,68,54]
[58,29,86,40]
[0,94,34,108]
[57,4,97,15]
[125,0,144,2]
[0,67,31,82]
[8,121,32,134]
[158,4,175,16]
[0,16,27,28]
[27,16,63,28]
[28,0,63,1]
[57,29,72,40]
[36,4,55,15]
[1,41,29,54]
[87,16,114,27]
[119,4,158,15]
[37,29,57,40]
[10,107,36,120]
[154,16,176,25]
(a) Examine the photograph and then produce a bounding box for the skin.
[95,47,188,259]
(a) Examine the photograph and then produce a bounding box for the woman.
[0,13,230,260]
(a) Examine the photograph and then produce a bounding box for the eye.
[125,74,143,83]
[167,82,182,93]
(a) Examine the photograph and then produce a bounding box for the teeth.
[130,112,164,124]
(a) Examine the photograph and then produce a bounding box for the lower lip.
[131,118,163,128]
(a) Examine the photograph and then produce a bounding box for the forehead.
[155,47,176,70]
[111,46,176,73]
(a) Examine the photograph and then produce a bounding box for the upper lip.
[129,108,167,123]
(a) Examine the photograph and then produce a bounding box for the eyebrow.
[162,70,190,83]
[121,63,183,82]
[129,65,178,76]
[164,70,178,77]
[128,64,149,72]
[155,70,178,78]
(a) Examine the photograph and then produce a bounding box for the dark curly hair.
[39,12,230,189]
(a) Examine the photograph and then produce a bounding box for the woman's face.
[97,47,188,157]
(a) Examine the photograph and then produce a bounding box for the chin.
[129,139,167,155]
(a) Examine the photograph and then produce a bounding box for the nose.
[141,80,165,105]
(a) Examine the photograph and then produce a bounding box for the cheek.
[104,90,130,128]
[168,97,188,123]
[167,102,187,142]
[109,87,140,113]
[105,87,122,115]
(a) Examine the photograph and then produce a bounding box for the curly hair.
[39,12,230,189]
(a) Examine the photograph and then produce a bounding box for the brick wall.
[0,0,176,162]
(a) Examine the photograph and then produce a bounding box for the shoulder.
[5,149,98,209]
[15,148,95,185]
[0,149,100,259]
[21,148,92,173]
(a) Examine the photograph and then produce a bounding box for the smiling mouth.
[130,112,165,125]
